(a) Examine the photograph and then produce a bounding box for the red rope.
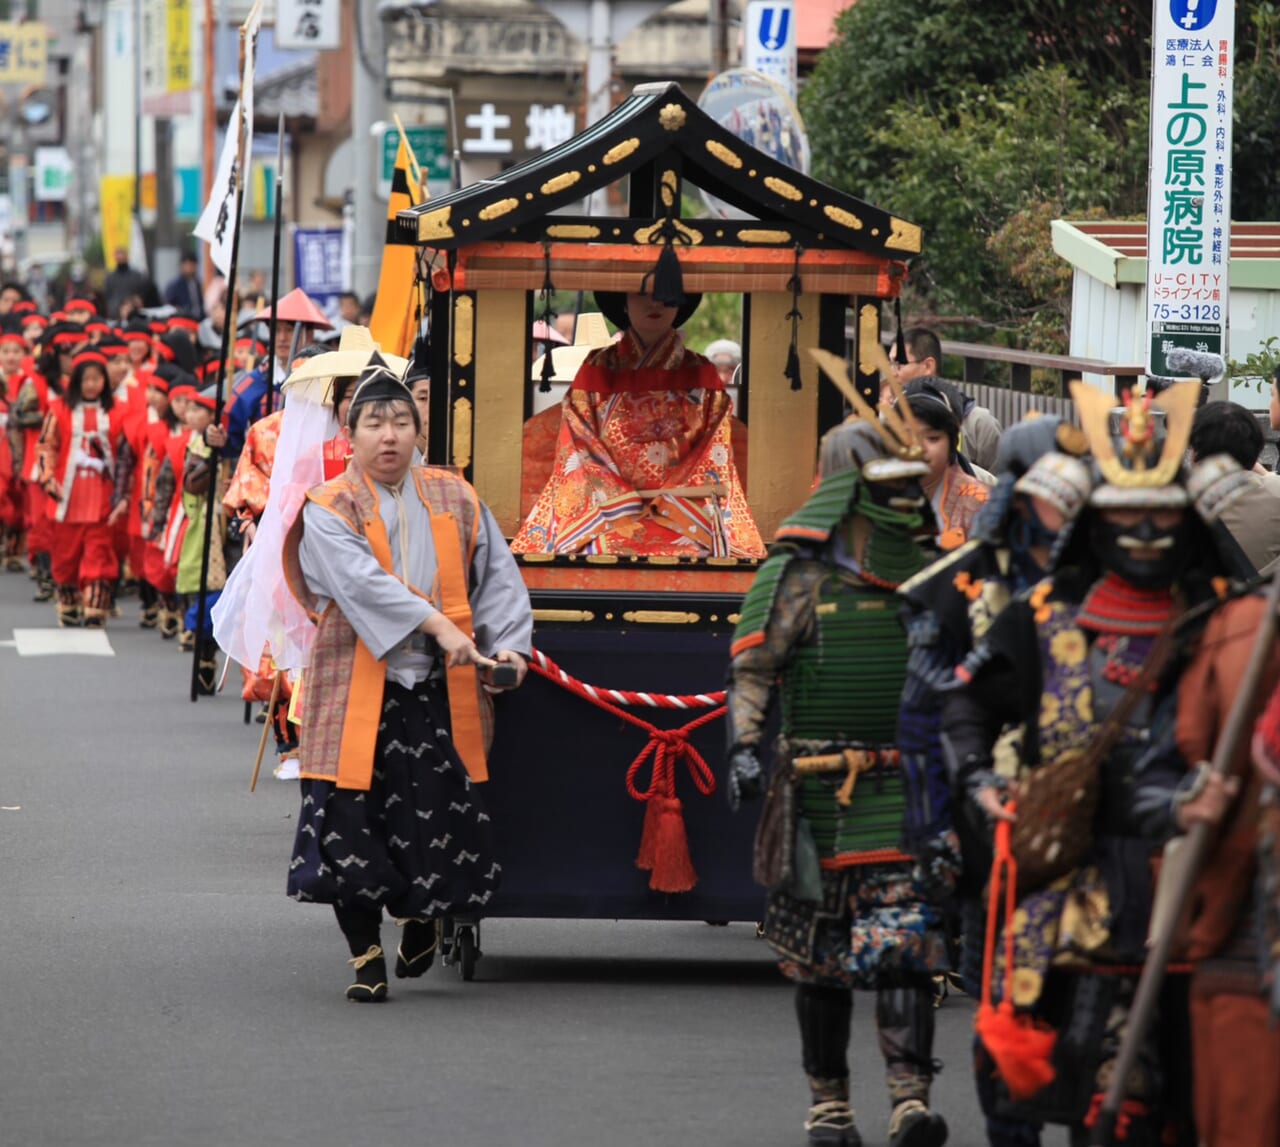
[529,647,725,709]
[528,647,724,892]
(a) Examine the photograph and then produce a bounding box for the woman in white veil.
[213,329,409,684]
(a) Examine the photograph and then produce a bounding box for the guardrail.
[939,339,1144,399]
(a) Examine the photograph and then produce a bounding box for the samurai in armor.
[895,418,1093,1139]
[726,387,951,1147]
[942,382,1255,1146]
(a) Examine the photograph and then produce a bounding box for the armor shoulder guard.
[731,550,803,658]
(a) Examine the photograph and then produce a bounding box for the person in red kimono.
[0,322,29,570]
[12,322,82,600]
[149,383,194,642]
[512,288,763,558]
[136,366,189,636]
[37,349,131,627]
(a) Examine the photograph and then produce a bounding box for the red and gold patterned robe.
[512,328,762,557]
[223,409,283,525]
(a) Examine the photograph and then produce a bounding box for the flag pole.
[263,112,286,418]
[191,18,253,704]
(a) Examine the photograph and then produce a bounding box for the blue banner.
[293,227,344,313]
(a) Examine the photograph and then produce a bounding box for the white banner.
[191,2,262,277]
[276,0,340,50]
[1145,0,1234,376]
[743,1,796,101]
[193,99,241,276]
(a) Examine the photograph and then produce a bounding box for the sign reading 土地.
[1145,0,1234,377]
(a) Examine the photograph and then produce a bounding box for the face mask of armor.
[1089,512,1191,588]
[1009,496,1059,554]
[848,478,930,584]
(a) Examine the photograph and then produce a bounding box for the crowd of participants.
[3,263,1278,1147]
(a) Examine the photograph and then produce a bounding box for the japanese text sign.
[0,22,47,85]
[277,0,340,51]
[1145,0,1234,376]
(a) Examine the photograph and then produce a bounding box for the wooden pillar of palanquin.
[744,291,820,543]
[471,288,527,536]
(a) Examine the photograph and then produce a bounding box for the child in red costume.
[37,351,131,627]
[12,323,81,599]
[0,324,28,569]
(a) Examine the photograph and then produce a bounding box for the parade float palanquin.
[397,82,921,923]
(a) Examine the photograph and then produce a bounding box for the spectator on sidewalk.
[1190,400,1280,573]
[891,325,1002,470]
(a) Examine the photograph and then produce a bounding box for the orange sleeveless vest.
[283,462,494,791]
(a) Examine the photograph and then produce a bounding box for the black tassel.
[539,343,555,393]
[538,239,555,391]
[784,343,802,392]
[784,243,804,392]
[651,241,685,307]
[894,296,907,366]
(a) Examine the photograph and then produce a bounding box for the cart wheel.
[438,917,457,966]
[457,926,478,982]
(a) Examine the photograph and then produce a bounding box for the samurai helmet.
[809,347,928,484]
[1071,379,1198,509]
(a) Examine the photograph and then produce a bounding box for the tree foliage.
[801,0,1278,351]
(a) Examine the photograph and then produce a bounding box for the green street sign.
[380,125,450,190]
[1149,323,1222,377]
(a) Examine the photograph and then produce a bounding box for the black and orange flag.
[369,120,424,357]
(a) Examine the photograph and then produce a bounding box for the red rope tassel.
[974,806,1058,1101]
[527,651,722,894]
[626,719,721,893]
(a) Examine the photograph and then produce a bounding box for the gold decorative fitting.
[738,229,792,245]
[634,219,703,247]
[540,171,582,196]
[603,138,641,165]
[823,205,864,231]
[645,555,679,566]
[1070,378,1199,489]
[451,397,473,470]
[764,176,803,201]
[659,169,679,209]
[705,556,739,566]
[857,304,879,376]
[885,218,923,253]
[519,553,555,563]
[416,206,454,241]
[727,613,741,624]
[622,610,701,625]
[658,103,686,131]
[478,198,519,221]
[546,224,601,240]
[585,554,619,565]
[705,140,743,169]
[532,609,596,623]
[453,296,474,367]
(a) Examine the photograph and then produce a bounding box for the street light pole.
[349,0,385,299]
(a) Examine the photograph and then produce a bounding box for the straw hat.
[283,326,409,404]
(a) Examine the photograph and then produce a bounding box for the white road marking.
[10,629,115,656]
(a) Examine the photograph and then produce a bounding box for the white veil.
[212,327,410,673]
[211,387,334,672]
